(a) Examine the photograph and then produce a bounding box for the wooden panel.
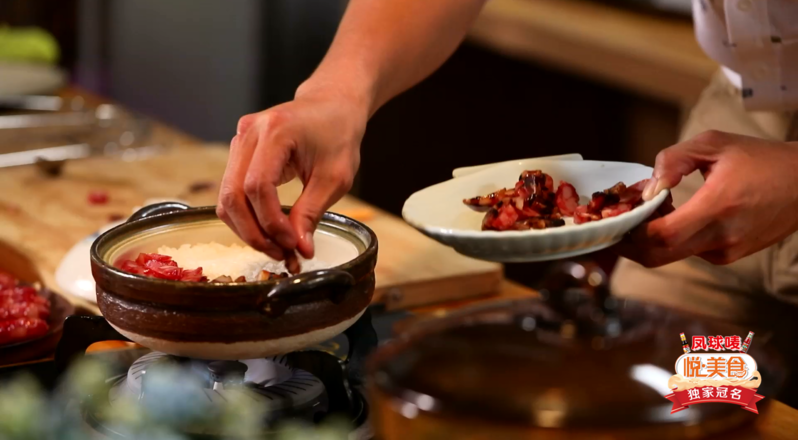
[468,0,717,105]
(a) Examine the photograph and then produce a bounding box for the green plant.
[0,358,352,440]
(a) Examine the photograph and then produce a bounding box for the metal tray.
[0,96,163,169]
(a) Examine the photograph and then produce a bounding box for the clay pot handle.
[260,269,356,316]
[128,202,191,223]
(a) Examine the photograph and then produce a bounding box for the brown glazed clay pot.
[368,262,786,440]
[91,203,377,360]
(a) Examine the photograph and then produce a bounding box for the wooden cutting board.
[0,144,502,311]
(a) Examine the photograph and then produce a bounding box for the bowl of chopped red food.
[0,240,74,363]
[90,202,378,360]
[402,157,670,262]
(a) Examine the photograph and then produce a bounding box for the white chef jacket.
[694,0,798,111]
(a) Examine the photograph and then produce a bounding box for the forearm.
[296,0,487,117]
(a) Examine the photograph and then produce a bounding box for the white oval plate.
[55,199,189,303]
[402,158,669,263]
[55,221,124,303]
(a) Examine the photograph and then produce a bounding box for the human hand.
[216,89,367,268]
[615,130,798,267]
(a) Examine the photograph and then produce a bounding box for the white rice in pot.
[156,242,332,281]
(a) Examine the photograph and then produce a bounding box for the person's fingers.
[289,165,354,258]
[697,225,783,266]
[237,113,257,135]
[613,186,722,267]
[217,132,252,237]
[614,222,720,268]
[642,134,720,201]
[284,251,301,274]
[217,129,286,260]
[636,193,674,224]
[244,122,299,253]
[698,249,737,266]
[656,193,675,217]
[231,203,287,261]
[641,185,720,248]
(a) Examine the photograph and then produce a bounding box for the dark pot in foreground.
[368,262,786,440]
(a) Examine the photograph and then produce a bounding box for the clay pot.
[91,203,378,360]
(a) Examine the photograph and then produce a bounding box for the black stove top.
[0,306,411,439]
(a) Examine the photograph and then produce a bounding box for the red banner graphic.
[665,386,764,414]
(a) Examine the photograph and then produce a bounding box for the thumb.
[289,171,352,259]
[642,137,717,201]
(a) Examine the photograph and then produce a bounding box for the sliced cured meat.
[619,179,648,204]
[136,253,176,266]
[514,196,525,210]
[0,301,50,320]
[604,182,627,196]
[588,191,620,212]
[618,190,642,205]
[0,273,51,346]
[466,169,564,230]
[211,275,234,283]
[579,180,647,222]
[119,260,148,275]
[491,205,518,231]
[528,197,553,216]
[88,190,109,205]
[117,253,207,282]
[601,203,633,219]
[0,271,16,289]
[145,260,183,280]
[482,208,499,230]
[555,181,579,216]
[0,286,48,306]
[259,270,289,281]
[180,268,207,282]
[627,179,648,193]
[463,188,513,207]
[588,193,604,212]
[513,181,530,200]
[483,204,520,231]
[514,217,566,230]
[0,290,49,306]
[519,170,554,195]
[0,318,49,345]
[573,205,587,223]
[520,206,542,218]
[573,205,602,224]
[466,171,649,230]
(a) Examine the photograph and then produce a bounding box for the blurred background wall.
[0,0,698,285]
[75,0,347,141]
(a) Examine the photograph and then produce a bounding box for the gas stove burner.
[111,351,328,417]
[208,360,248,388]
[53,310,379,439]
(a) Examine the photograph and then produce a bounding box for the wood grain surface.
[469,0,717,105]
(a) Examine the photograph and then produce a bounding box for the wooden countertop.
[752,403,798,440]
[468,0,717,105]
[0,87,522,314]
[0,142,510,312]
